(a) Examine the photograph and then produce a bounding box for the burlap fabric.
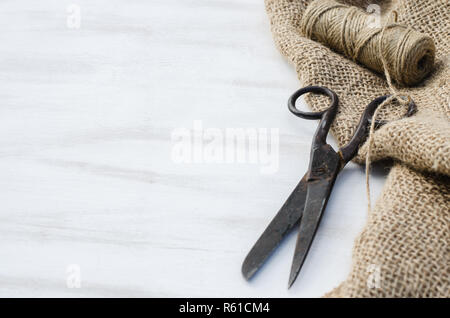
[265,0,449,297]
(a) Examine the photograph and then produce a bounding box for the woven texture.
[265,0,450,297]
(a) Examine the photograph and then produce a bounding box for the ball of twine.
[301,0,436,86]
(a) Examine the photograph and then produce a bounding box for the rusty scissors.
[242,86,416,288]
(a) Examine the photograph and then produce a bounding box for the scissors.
[242,86,417,288]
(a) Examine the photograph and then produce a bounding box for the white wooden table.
[0,0,386,297]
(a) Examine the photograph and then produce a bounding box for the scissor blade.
[242,173,309,281]
[288,173,338,288]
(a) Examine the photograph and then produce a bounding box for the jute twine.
[365,14,411,213]
[300,0,436,86]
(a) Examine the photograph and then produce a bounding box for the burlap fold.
[265,0,449,297]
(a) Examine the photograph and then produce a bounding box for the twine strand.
[365,11,411,213]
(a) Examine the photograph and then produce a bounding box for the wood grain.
[0,0,387,297]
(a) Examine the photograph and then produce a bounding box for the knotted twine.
[300,0,434,211]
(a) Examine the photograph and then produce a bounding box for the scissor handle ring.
[288,86,339,148]
[288,86,338,120]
